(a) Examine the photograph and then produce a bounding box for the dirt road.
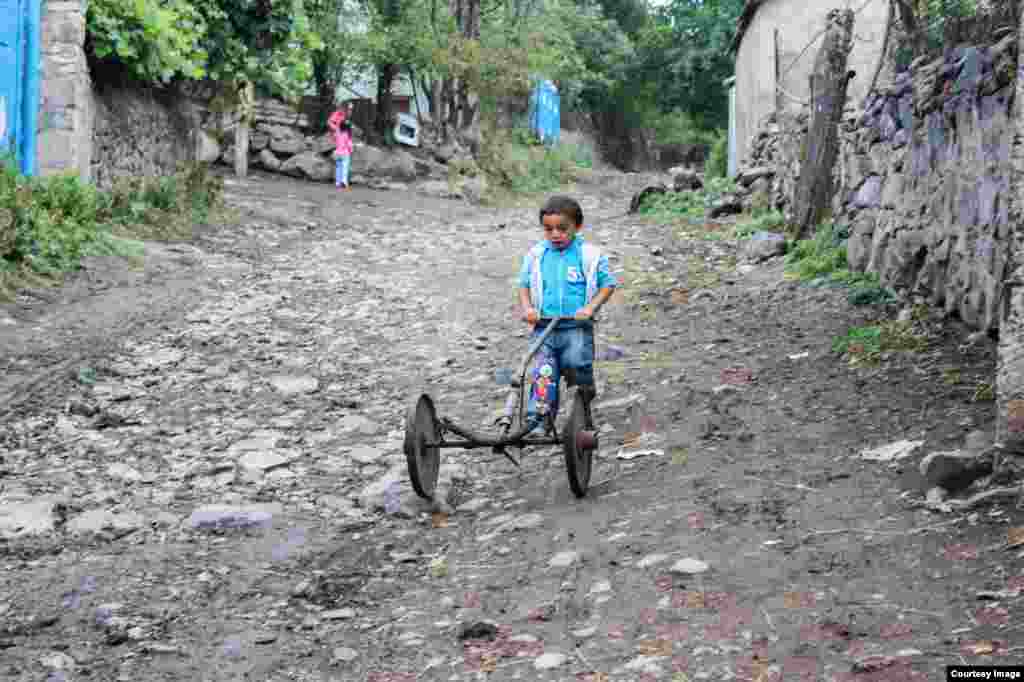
[1,169,1021,682]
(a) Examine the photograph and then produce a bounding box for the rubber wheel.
[563,391,594,498]
[404,394,441,499]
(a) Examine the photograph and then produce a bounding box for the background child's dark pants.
[526,321,595,429]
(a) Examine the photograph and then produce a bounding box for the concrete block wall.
[36,0,92,179]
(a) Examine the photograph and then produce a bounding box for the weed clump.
[784,222,895,306]
[832,320,929,365]
[638,177,738,223]
[0,158,223,300]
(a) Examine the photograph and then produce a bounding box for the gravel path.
[1,169,1021,682]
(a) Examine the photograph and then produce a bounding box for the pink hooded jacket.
[328,110,353,156]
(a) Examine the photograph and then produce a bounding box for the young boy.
[517,195,617,433]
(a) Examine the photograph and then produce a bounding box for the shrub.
[1,161,223,282]
[639,177,738,221]
[785,222,896,305]
[705,130,728,179]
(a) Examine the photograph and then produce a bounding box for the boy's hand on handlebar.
[524,307,540,324]
[574,305,595,321]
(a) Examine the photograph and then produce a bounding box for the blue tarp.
[528,80,560,145]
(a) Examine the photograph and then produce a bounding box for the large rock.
[250,132,270,152]
[628,185,668,214]
[741,231,788,262]
[736,165,775,187]
[669,166,703,192]
[708,195,744,218]
[197,130,222,164]
[919,450,993,494]
[280,152,333,182]
[352,145,418,182]
[258,149,282,172]
[266,125,306,156]
[311,134,336,156]
[433,141,462,164]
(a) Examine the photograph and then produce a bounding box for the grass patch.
[784,222,895,306]
[477,125,595,198]
[832,320,928,365]
[734,209,785,240]
[639,177,738,223]
[0,158,224,301]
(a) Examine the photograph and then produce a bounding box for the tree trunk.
[791,9,855,241]
[375,63,399,141]
[994,9,1024,481]
[234,81,254,178]
[432,77,444,131]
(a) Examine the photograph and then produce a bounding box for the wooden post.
[790,9,855,240]
[234,81,253,178]
[994,9,1024,481]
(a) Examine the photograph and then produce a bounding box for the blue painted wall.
[528,80,560,145]
[0,0,39,175]
[0,0,25,161]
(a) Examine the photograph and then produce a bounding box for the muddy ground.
[1,168,1022,682]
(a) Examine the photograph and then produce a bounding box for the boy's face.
[542,212,580,250]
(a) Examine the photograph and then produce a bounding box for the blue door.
[528,80,560,145]
[0,0,24,160]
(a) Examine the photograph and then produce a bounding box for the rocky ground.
[1,167,1022,682]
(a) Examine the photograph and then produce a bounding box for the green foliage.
[705,130,728,179]
[733,209,784,240]
[643,109,717,147]
[785,222,896,306]
[833,320,928,364]
[86,0,209,82]
[0,161,222,287]
[639,177,737,221]
[1,162,104,272]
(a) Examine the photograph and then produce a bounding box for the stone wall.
[91,80,201,189]
[739,30,1021,333]
[37,0,92,179]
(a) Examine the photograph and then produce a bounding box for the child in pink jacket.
[327,102,355,189]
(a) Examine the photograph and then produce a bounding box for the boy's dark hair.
[539,195,583,227]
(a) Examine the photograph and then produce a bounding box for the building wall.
[36,0,92,179]
[734,0,890,170]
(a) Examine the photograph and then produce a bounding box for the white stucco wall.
[734,0,890,171]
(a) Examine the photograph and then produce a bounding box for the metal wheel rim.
[415,397,439,489]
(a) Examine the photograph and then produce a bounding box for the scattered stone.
[588,580,612,595]
[456,497,490,513]
[458,622,498,641]
[0,497,65,538]
[348,446,383,465]
[268,375,320,396]
[549,551,580,568]
[323,608,357,620]
[571,626,598,638]
[237,451,289,473]
[860,440,923,462]
[671,558,710,574]
[636,554,670,569]
[741,232,787,263]
[66,509,144,535]
[187,504,282,531]
[736,165,775,186]
[629,185,668,214]
[534,652,568,670]
[670,167,703,192]
[332,647,359,663]
[919,450,993,493]
[338,415,378,434]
